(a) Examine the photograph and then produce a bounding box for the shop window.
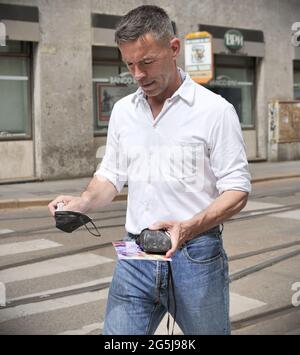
[0,41,32,139]
[294,60,300,100]
[205,55,255,128]
[92,46,137,135]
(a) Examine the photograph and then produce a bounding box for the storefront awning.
[0,3,39,42]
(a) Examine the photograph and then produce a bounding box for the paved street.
[0,177,299,335]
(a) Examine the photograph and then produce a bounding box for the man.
[48,5,251,335]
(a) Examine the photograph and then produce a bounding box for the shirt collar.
[132,86,145,105]
[131,68,196,106]
[174,68,195,106]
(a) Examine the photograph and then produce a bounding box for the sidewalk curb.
[0,194,128,210]
[251,174,300,183]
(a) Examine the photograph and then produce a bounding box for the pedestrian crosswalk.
[0,234,269,335]
[0,199,299,335]
[0,235,114,334]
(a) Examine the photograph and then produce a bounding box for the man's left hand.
[148,220,192,258]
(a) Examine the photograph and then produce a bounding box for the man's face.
[119,33,180,97]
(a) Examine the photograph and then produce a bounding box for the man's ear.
[169,37,181,59]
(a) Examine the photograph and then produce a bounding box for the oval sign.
[224,29,244,50]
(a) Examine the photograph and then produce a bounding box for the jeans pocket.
[183,234,222,264]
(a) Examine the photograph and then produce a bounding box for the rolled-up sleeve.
[94,105,127,193]
[209,104,251,194]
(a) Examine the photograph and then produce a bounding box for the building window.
[92,46,137,135]
[205,55,255,128]
[294,60,300,100]
[0,41,32,139]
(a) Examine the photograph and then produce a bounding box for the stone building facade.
[0,0,299,181]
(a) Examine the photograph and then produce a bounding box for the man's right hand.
[48,195,88,217]
[48,176,119,217]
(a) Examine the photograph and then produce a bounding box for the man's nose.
[132,65,146,81]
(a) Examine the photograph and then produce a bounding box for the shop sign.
[110,72,136,85]
[224,29,244,50]
[185,31,213,84]
[208,75,253,87]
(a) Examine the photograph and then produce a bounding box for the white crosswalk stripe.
[229,292,266,317]
[8,276,113,304]
[0,289,109,323]
[243,200,300,221]
[58,322,104,335]
[271,210,300,221]
[0,253,114,283]
[285,327,300,335]
[0,239,62,257]
[242,201,282,211]
[0,229,14,235]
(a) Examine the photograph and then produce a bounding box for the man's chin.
[141,87,161,97]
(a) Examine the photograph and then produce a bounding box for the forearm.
[80,175,118,213]
[182,190,249,240]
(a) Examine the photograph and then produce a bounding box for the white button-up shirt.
[95,70,251,234]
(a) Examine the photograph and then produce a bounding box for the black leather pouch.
[136,229,172,254]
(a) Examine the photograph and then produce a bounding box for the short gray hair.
[115,5,175,45]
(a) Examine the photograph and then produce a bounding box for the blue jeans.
[103,228,230,335]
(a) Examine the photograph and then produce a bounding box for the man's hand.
[48,175,119,217]
[148,191,248,258]
[48,195,89,216]
[149,221,192,259]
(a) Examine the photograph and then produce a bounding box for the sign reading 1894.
[224,29,244,50]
